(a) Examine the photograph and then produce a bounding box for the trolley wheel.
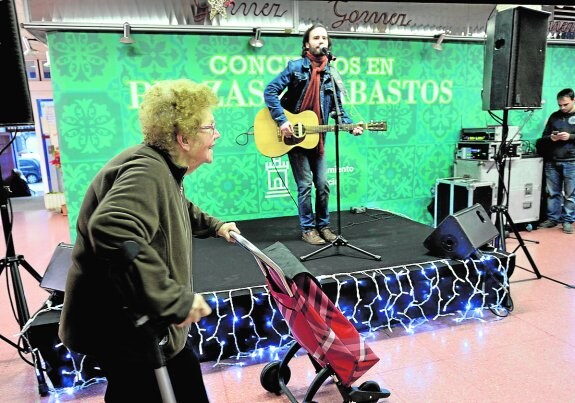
[359,380,388,402]
[260,361,291,395]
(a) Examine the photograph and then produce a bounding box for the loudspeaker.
[0,0,34,126]
[28,307,103,389]
[424,203,499,260]
[482,6,550,110]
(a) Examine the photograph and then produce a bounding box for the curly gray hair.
[139,79,218,152]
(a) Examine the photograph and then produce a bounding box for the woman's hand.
[217,222,241,243]
[176,294,213,326]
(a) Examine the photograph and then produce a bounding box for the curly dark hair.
[301,23,332,57]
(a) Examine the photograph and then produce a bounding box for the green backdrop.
[46,31,573,240]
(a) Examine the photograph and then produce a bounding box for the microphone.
[320,47,335,61]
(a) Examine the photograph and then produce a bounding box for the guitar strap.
[329,67,349,98]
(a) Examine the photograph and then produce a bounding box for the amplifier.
[456,141,522,160]
[460,126,520,142]
[460,127,498,141]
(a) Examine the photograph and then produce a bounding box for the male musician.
[264,23,363,245]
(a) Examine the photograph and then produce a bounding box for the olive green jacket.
[58,144,224,362]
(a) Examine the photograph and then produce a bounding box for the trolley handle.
[230,232,293,297]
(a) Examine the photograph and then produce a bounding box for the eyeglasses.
[198,124,217,136]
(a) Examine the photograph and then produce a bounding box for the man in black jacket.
[536,88,575,234]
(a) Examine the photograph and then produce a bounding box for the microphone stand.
[300,51,381,262]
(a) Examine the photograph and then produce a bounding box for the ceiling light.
[120,22,135,44]
[249,28,264,48]
[432,33,445,51]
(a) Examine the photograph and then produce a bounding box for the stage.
[194,209,446,293]
[188,209,514,364]
[32,209,515,390]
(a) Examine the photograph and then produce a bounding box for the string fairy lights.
[30,251,512,396]
[190,250,512,364]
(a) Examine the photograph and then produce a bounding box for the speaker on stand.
[0,0,34,126]
[482,6,550,111]
[481,5,548,280]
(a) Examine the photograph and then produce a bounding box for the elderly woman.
[59,79,239,402]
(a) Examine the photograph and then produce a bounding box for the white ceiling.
[14,1,575,62]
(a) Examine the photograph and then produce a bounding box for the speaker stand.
[492,205,541,279]
[492,110,541,279]
[507,235,539,245]
[0,133,50,396]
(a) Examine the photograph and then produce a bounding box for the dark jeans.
[544,160,575,223]
[288,147,330,232]
[96,338,209,403]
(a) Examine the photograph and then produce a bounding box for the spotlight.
[120,22,135,44]
[432,33,445,51]
[249,28,264,48]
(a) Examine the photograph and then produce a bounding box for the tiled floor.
[1,196,574,402]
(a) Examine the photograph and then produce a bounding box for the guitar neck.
[309,123,358,133]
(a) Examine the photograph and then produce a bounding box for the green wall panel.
[46,31,574,241]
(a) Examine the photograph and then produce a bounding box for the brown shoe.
[302,229,326,245]
[319,227,337,242]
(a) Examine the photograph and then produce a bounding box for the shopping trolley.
[230,232,390,403]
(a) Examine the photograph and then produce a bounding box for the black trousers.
[96,339,209,403]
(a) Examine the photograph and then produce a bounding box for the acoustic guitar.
[254,108,387,158]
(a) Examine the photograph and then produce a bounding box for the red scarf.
[301,51,327,155]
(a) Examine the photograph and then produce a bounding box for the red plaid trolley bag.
[231,234,390,403]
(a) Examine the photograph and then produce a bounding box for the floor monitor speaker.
[424,203,499,260]
[27,307,103,389]
[482,6,550,110]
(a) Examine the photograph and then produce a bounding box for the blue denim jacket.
[264,57,352,127]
